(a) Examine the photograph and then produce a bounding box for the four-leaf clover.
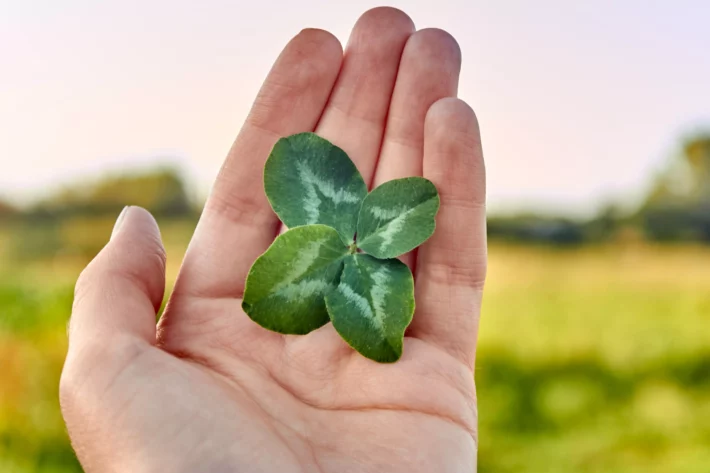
[242,132,440,363]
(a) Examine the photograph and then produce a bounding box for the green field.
[1,221,709,472]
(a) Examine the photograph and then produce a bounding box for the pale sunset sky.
[1,0,708,215]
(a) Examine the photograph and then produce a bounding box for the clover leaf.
[241,224,348,334]
[264,132,368,245]
[357,177,439,259]
[325,254,414,363]
[242,132,440,363]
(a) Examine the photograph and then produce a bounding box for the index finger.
[173,29,343,300]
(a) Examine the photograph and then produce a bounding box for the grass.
[478,243,710,472]
[1,220,709,472]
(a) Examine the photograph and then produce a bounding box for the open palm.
[60,8,487,473]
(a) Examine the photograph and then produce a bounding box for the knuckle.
[205,185,275,227]
[422,259,487,290]
[58,364,78,415]
[72,260,98,311]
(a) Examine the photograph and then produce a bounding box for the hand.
[60,8,486,473]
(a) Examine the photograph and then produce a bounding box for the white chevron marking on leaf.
[370,265,390,325]
[368,205,408,220]
[339,283,385,332]
[297,161,361,223]
[275,279,330,301]
[273,237,328,292]
[368,205,417,253]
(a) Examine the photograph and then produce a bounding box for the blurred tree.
[32,167,194,218]
[0,199,18,221]
[487,214,587,245]
[5,168,196,262]
[640,133,710,241]
[584,203,623,242]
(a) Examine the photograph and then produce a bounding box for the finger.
[370,29,461,268]
[175,29,343,299]
[315,7,414,184]
[410,98,486,369]
[372,29,461,185]
[68,206,166,352]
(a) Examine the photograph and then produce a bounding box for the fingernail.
[111,206,130,240]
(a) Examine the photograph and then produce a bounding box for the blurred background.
[1,1,709,472]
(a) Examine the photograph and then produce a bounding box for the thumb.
[68,206,166,353]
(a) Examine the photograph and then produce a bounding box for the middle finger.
[314,7,415,184]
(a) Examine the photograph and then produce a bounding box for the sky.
[1,0,708,216]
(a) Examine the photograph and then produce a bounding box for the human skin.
[60,7,487,473]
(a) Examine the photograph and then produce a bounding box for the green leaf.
[242,224,348,335]
[264,132,368,245]
[325,254,414,363]
[356,177,440,259]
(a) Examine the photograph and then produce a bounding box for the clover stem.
[348,242,358,254]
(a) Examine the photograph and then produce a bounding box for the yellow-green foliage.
[478,244,710,472]
[38,169,192,217]
[1,221,709,472]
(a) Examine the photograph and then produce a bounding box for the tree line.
[1,133,709,244]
